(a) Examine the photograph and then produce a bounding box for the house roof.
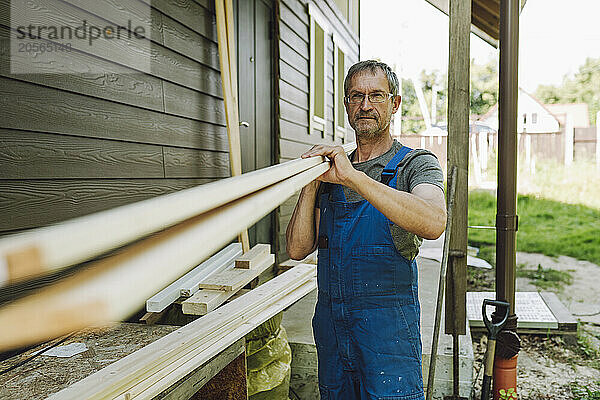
[543,103,590,128]
[423,0,527,47]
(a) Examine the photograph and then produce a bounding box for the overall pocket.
[350,245,401,297]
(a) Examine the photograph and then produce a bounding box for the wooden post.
[445,0,470,395]
[215,0,250,252]
[564,113,574,166]
[445,0,470,337]
[596,111,600,171]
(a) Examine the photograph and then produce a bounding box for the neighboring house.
[479,88,561,134]
[543,103,590,128]
[0,0,360,265]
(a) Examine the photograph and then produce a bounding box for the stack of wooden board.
[181,244,275,315]
[278,251,317,275]
[48,263,317,400]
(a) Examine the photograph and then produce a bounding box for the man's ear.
[391,95,401,114]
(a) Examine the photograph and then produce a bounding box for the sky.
[360,0,600,93]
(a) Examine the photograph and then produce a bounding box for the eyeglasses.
[345,92,394,104]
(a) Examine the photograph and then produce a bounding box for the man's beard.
[352,112,390,141]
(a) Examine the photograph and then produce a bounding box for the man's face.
[344,69,400,140]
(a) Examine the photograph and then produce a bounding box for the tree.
[470,58,499,117]
[535,57,600,125]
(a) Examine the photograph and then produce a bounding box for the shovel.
[481,299,510,400]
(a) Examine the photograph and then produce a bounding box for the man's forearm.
[286,181,320,260]
[347,171,446,240]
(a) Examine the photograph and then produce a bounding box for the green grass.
[516,263,573,291]
[468,190,600,265]
[570,381,600,400]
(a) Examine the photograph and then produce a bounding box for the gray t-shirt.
[341,140,444,260]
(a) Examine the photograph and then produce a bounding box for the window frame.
[333,32,351,142]
[309,3,329,137]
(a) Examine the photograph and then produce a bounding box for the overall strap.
[380,146,413,186]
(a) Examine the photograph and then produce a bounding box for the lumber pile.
[278,250,318,275]
[47,263,317,400]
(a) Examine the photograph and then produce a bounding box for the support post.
[446,0,470,397]
[564,113,574,167]
[495,0,521,395]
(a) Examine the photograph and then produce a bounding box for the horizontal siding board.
[279,1,309,39]
[0,32,164,113]
[163,147,230,178]
[279,60,309,92]
[0,129,165,179]
[0,178,215,232]
[280,99,309,127]
[280,119,342,146]
[2,0,223,98]
[161,12,220,69]
[279,138,313,159]
[0,77,229,151]
[280,0,309,24]
[140,0,218,42]
[163,81,226,124]
[60,0,164,44]
[279,21,309,58]
[279,79,308,110]
[279,41,309,76]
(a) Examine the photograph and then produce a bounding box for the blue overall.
[313,146,425,400]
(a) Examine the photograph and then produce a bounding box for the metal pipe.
[496,0,519,315]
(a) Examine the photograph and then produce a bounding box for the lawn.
[467,190,600,266]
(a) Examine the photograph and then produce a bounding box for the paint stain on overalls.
[313,146,425,400]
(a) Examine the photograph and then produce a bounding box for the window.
[333,33,350,142]
[531,113,538,124]
[309,4,329,136]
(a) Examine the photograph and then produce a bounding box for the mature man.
[286,60,447,399]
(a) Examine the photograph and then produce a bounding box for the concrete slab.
[282,257,475,399]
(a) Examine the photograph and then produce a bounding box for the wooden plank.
[0,77,229,152]
[163,82,226,124]
[158,338,245,400]
[2,0,223,97]
[445,0,470,336]
[279,40,309,76]
[280,0,309,24]
[163,147,230,178]
[160,12,220,68]
[279,21,309,59]
[280,60,309,92]
[0,163,339,351]
[234,243,271,269]
[280,138,313,159]
[0,144,354,284]
[47,265,316,400]
[280,0,309,39]
[0,129,165,179]
[280,99,310,127]
[146,243,242,312]
[280,79,309,111]
[197,254,274,291]
[539,292,578,332]
[140,0,218,43]
[0,28,165,113]
[177,243,242,297]
[0,179,214,233]
[140,310,169,325]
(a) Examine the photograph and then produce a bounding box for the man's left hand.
[301,145,358,186]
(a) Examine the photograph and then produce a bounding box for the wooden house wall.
[0,0,229,235]
[275,0,359,262]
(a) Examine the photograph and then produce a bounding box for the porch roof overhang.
[423,0,527,47]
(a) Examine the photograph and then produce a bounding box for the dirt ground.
[467,252,600,399]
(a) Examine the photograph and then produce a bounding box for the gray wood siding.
[275,0,359,261]
[0,0,229,234]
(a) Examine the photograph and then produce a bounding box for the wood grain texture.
[234,243,271,269]
[280,60,309,92]
[163,81,226,124]
[280,78,309,110]
[0,29,165,113]
[0,129,165,179]
[141,0,218,43]
[280,99,309,127]
[0,179,213,232]
[445,0,471,336]
[279,21,309,58]
[279,1,309,39]
[279,40,309,76]
[0,77,229,151]
[163,147,230,178]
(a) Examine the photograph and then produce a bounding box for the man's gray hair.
[344,60,399,97]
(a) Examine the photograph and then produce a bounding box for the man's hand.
[301,145,358,186]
